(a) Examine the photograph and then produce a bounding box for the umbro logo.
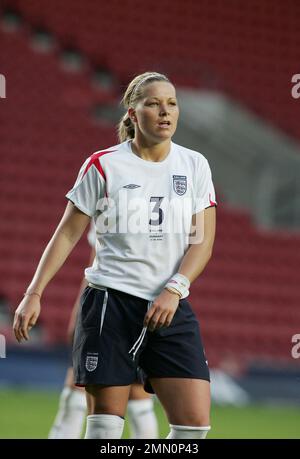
[123,184,141,189]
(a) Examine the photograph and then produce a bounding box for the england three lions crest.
[173,175,187,196]
[85,353,99,372]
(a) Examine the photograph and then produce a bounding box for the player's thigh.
[149,377,210,426]
[85,384,131,417]
[129,383,151,400]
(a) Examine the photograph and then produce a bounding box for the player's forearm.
[25,202,90,296]
[25,229,81,296]
[178,241,213,285]
[178,207,216,285]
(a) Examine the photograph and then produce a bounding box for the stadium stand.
[2,0,300,140]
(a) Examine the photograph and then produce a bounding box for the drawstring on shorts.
[128,301,152,361]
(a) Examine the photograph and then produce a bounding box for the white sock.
[48,387,86,439]
[166,424,211,439]
[84,414,124,439]
[127,398,158,439]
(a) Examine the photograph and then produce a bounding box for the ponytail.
[118,112,135,142]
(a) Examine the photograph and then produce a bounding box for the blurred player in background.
[48,223,158,439]
[14,71,216,439]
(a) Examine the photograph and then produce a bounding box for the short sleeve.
[66,156,106,217]
[193,158,217,214]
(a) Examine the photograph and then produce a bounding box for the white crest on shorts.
[85,353,99,372]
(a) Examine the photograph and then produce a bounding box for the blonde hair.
[117,71,171,142]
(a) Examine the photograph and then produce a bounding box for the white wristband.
[165,273,190,299]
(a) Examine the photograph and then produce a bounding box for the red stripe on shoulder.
[209,193,217,206]
[83,149,116,181]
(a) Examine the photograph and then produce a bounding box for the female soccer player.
[13,71,217,439]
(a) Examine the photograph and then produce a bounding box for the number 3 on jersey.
[149,197,164,227]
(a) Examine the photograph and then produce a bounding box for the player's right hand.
[13,296,41,343]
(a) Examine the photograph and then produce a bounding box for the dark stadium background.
[0,0,299,438]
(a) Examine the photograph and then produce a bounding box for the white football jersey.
[66,140,217,301]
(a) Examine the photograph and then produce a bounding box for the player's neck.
[131,138,171,163]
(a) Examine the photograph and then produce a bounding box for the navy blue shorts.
[72,285,210,394]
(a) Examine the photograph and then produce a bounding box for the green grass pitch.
[0,389,299,439]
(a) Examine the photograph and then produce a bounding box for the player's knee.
[167,424,211,439]
[170,414,210,427]
[196,415,210,426]
[90,403,125,418]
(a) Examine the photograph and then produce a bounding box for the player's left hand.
[13,295,41,343]
[143,289,180,331]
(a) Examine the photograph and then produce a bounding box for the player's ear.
[128,107,137,123]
